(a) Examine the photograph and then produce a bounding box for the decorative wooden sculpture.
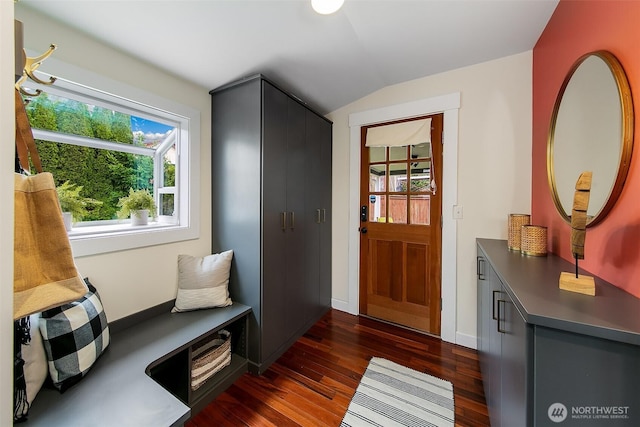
[559,171,595,295]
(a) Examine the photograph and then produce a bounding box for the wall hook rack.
[15,43,58,98]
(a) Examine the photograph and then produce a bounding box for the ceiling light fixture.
[311,0,344,15]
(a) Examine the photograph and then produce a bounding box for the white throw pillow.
[15,313,48,421]
[24,314,48,404]
[172,251,233,313]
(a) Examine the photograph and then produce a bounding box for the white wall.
[13,4,213,322]
[327,51,533,342]
[2,3,16,424]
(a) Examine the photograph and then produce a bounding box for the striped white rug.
[341,357,454,427]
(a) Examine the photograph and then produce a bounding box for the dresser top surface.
[477,238,640,345]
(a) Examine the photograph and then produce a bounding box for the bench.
[27,301,252,427]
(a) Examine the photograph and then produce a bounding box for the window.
[365,118,434,225]
[367,144,432,225]
[23,74,200,257]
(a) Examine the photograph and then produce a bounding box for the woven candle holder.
[521,225,547,256]
[508,214,531,251]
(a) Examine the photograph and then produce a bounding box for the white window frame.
[25,60,200,258]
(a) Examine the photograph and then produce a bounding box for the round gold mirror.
[548,51,634,227]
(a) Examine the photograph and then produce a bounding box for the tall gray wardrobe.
[210,75,332,374]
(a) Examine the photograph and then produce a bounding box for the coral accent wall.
[533,0,640,297]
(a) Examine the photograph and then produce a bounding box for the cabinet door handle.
[316,209,321,224]
[281,212,286,231]
[290,211,295,230]
[492,290,500,320]
[497,299,507,333]
[322,208,327,223]
[477,256,485,280]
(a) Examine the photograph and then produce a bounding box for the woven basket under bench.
[190,330,231,391]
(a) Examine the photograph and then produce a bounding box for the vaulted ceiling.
[20,0,559,114]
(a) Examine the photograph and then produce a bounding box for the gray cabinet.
[476,256,496,420]
[210,75,332,374]
[306,108,332,312]
[499,282,528,426]
[477,251,528,426]
[477,239,640,427]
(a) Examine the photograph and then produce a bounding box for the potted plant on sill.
[56,181,102,231]
[117,188,157,226]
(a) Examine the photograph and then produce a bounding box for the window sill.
[68,220,199,258]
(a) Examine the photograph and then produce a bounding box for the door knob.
[360,227,368,234]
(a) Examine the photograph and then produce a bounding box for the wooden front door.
[359,114,443,335]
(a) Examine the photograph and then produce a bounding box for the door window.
[367,144,432,225]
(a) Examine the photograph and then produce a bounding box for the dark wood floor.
[187,309,490,427]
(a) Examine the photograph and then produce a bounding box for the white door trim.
[344,93,460,344]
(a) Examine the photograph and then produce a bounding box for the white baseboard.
[331,298,355,314]
[456,331,477,349]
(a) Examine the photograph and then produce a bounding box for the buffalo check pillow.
[39,280,110,392]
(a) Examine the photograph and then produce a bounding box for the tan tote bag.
[14,88,87,320]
